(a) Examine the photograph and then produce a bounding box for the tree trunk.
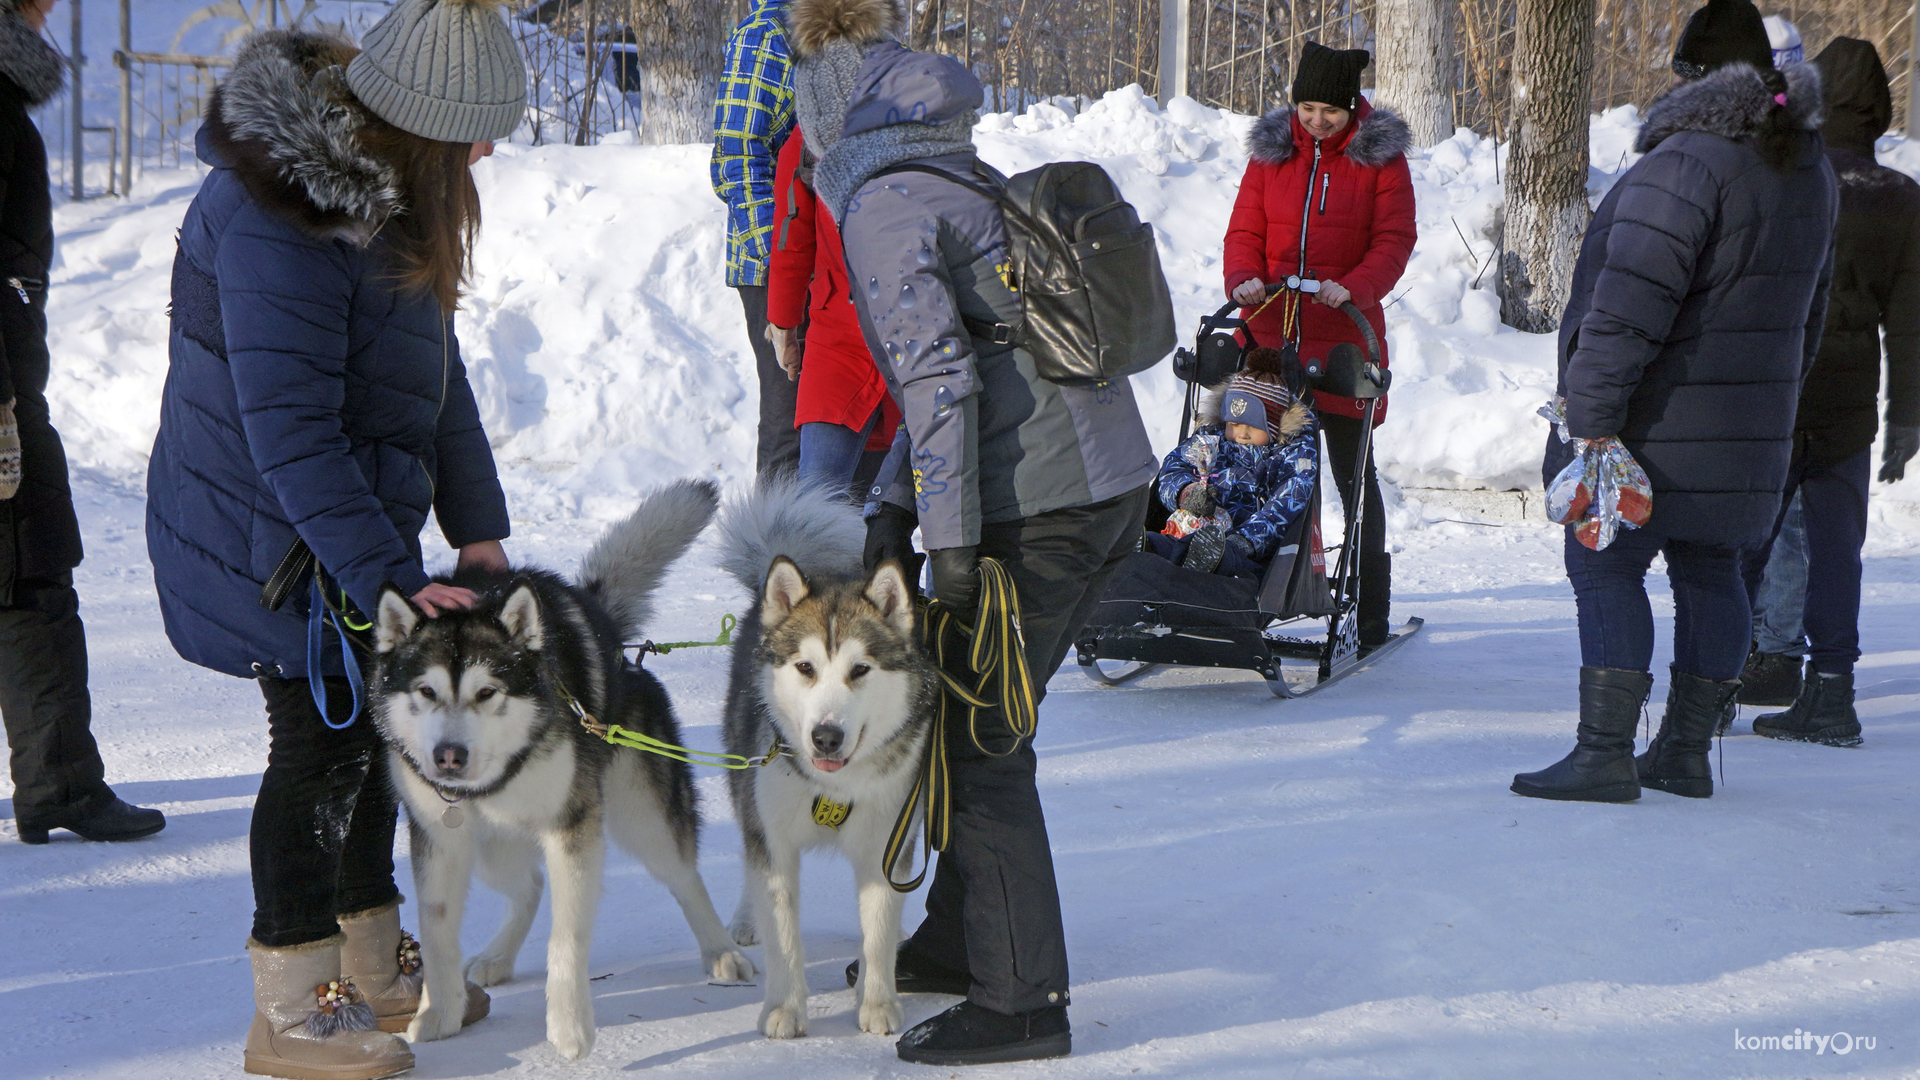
[1499,0,1595,333]
[1374,0,1455,147]
[631,0,726,145]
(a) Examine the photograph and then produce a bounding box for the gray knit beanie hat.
[346,0,526,143]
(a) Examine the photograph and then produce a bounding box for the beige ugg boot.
[243,935,414,1080]
[338,899,490,1034]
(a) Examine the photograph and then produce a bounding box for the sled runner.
[1074,295,1421,698]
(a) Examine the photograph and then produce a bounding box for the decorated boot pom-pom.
[305,977,379,1037]
[396,931,422,976]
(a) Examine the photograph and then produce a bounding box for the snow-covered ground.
[6,25,1920,1076]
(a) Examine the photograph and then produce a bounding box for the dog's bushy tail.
[579,478,721,639]
[716,477,866,596]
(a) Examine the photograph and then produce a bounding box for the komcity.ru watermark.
[1734,1029,1876,1054]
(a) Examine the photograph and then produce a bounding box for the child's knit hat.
[1221,372,1294,442]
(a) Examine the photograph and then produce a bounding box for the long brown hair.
[355,110,482,313]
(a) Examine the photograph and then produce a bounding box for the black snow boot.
[1754,668,1862,747]
[846,944,972,995]
[1511,667,1653,803]
[1636,669,1739,798]
[1736,648,1802,708]
[896,1000,1070,1066]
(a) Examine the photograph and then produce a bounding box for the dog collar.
[811,795,853,830]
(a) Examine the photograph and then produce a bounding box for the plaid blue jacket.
[711,0,795,287]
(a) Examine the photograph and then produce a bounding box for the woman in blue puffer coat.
[145,8,525,1076]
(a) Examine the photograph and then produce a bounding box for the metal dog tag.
[442,804,465,829]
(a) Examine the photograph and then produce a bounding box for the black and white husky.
[716,483,940,1039]
[369,479,753,1061]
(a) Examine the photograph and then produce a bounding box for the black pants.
[252,676,400,946]
[1320,411,1392,644]
[906,485,1150,1014]
[1741,445,1871,676]
[1567,524,1749,680]
[737,284,801,482]
[0,573,109,823]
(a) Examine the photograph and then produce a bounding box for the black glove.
[1881,424,1920,483]
[1181,524,1228,574]
[1177,482,1214,516]
[928,546,981,616]
[867,503,917,572]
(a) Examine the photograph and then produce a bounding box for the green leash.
[629,613,736,656]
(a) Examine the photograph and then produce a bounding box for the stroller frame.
[1074,297,1422,698]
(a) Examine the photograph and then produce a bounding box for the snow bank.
[40,87,1920,522]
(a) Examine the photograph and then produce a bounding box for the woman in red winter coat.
[766,124,899,496]
[1222,42,1416,647]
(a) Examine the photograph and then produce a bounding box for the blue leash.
[307,576,366,730]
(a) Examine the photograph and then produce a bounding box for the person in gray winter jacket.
[786,0,1156,1064]
[1513,0,1836,805]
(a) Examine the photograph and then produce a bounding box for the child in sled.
[1148,368,1319,578]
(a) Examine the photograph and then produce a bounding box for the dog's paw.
[858,994,904,1035]
[546,1008,595,1061]
[405,1004,463,1043]
[464,953,515,987]
[759,1003,806,1039]
[707,947,756,983]
[728,916,759,947]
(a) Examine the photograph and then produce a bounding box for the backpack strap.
[871,163,1024,347]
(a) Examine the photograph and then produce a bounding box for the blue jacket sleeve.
[1155,430,1210,511]
[1564,147,1717,440]
[710,18,794,287]
[430,327,510,549]
[1232,420,1320,560]
[216,210,432,614]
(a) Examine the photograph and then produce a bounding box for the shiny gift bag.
[1539,399,1652,551]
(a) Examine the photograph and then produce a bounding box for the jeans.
[251,676,400,947]
[1741,447,1870,676]
[907,485,1149,1014]
[1750,492,1807,656]
[737,285,800,482]
[1564,525,1749,681]
[796,407,881,500]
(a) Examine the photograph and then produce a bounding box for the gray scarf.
[0,8,62,107]
[814,112,977,225]
[793,42,866,161]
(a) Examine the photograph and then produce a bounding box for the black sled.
[1074,297,1422,698]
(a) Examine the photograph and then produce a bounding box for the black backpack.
[884,160,1176,385]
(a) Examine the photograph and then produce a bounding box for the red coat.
[1223,101,1417,423]
[768,127,899,448]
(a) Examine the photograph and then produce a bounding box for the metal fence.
[84,0,1920,194]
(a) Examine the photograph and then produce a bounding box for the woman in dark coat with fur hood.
[0,0,165,846]
[146,2,524,1075]
[1513,0,1837,805]
[1222,42,1416,649]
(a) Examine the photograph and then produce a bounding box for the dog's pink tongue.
[813,758,846,773]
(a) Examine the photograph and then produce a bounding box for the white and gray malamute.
[716,483,940,1039]
[370,479,753,1061]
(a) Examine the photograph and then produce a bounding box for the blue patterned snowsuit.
[1155,421,1320,562]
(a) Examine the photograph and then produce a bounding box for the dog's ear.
[762,557,810,627]
[864,560,916,639]
[375,586,421,653]
[498,583,544,650]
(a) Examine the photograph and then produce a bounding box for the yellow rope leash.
[883,557,1037,893]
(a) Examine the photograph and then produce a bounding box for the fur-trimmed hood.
[1246,100,1411,168]
[202,30,400,246]
[785,0,903,57]
[0,4,64,107]
[1194,386,1312,436]
[1636,60,1823,154]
